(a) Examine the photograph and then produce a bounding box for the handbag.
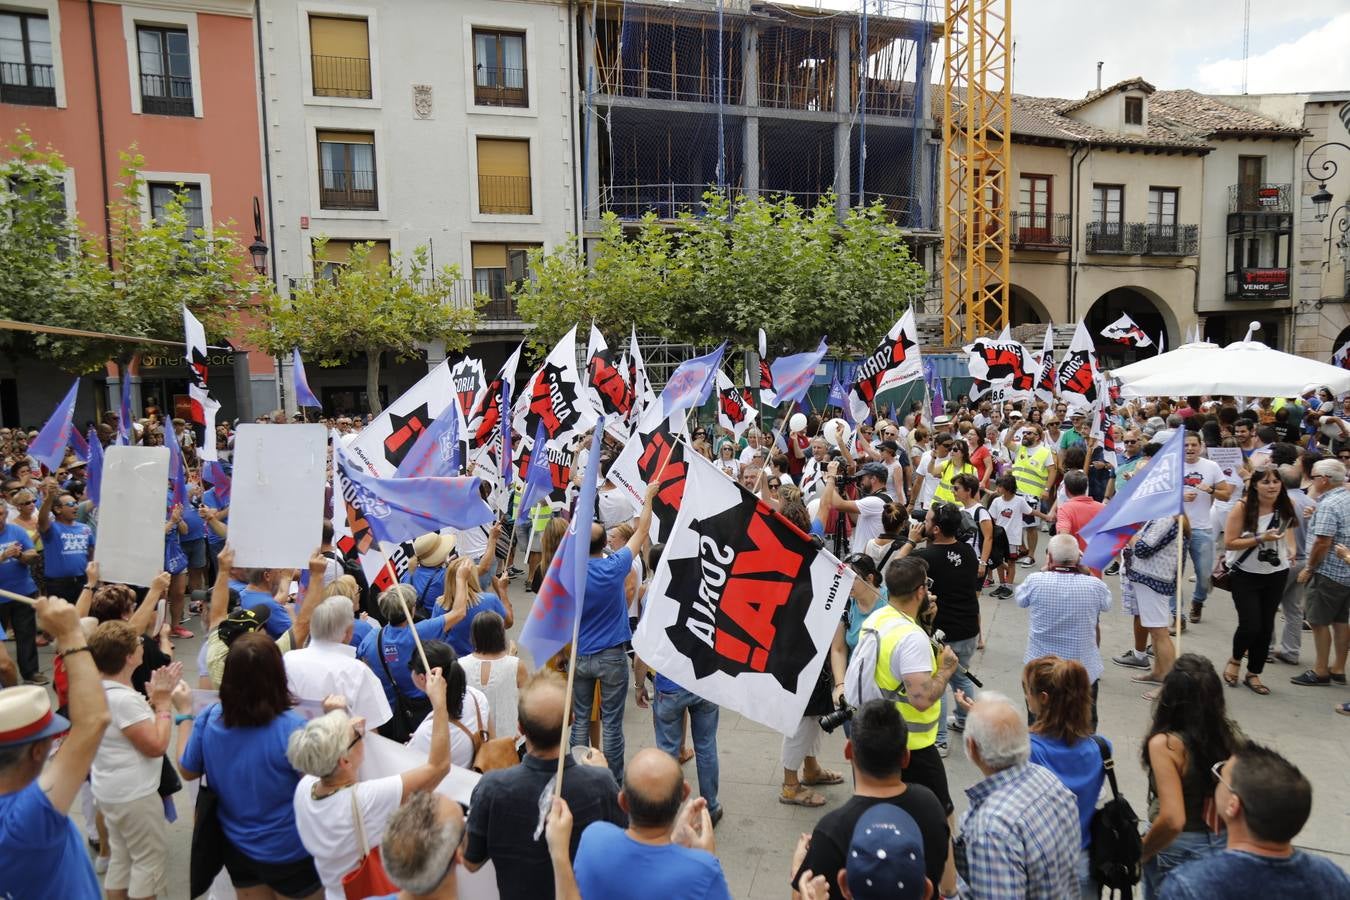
[449,693,520,773]
[374,627,419,743]
[158,754,182,797]
[189,707,228,899]
[1088,736,1142,897]
[342,787,398,899]
[1211,509,1277,592]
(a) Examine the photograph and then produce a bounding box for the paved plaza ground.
[46,541,1350,899]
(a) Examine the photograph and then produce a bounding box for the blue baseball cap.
[845,804,928,900]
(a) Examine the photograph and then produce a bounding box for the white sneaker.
[936,741,949,758]
[94,857,109,875]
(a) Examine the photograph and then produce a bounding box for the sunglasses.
[768,481,781,489]
[1338,455,1350,461]
[1124,440,1138,445]
[1210,759,1239,796]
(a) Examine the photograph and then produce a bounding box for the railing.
[311,54,372,99]
[596,67,742,105]
[1141,223,1198,256]
[140,73,193,116]
[857,83,919,118]
[1228,182,1291,214]
[287,277,522,322]
[1226,267,1290,300]
[1085,221,1128,254]
[1011,212,1071,249]
[0,61,55,106]
[757,78,835,112]
[597,184,922,225]
[319,168,378,210]
[477,175,531,215]
[473,66,527,107]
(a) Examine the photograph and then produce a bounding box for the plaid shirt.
[1311,486,1350,585]
[955,762,1080,900]
[1016,571,1112,683]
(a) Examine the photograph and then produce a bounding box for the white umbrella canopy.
[1116,339,1350,398]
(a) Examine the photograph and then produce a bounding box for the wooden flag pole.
[382,557,431,675]
[1174,514,1185,655]
[0,588,38,607]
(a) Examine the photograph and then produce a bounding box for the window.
[1147,187,1178,227]
[1124,96,1143,126]
[148,182,204,240]
[310,16,370,99]
[0,12,55,106]
[473,29,526,107]
[7,174,69,257]
[317,131,377,210]
[1091,184,1123,225]
[476,138,531,215]
[312,238,390,280]
[137,26,193,116]
[471,242,538,297]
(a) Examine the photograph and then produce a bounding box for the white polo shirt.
[285,638,393,727]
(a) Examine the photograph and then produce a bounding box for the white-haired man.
[381,790,468,899]
[1292,458,1350,687]
[1016,534,1111,728]
[285,596,392,728]
[954,692,1079,899]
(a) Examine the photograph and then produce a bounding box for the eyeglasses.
[1210,759,1239,796]
[347,719,366,752]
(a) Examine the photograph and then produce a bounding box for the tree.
[512,191,929,356]
[249,238,480,414]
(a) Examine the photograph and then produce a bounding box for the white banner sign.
[95,446,169,586]
[228,424,327,568]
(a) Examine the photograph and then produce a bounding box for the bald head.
[965,691,1029,774]
[621,747,688,829]
[517,669,567,751]
[590,522,607,554]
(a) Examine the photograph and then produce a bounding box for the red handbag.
[342,788,398,899]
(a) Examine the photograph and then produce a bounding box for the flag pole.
[0,588,38,607]
[1174,514,1184,654]
[382,557,431,675]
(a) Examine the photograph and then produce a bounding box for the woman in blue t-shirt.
[1024,655,1109,900]
[178,632,323,898]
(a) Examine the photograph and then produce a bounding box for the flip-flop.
[1243,675,1271,696]
[779,786,827,807]
[1141,689,1160,702]
[801,769,844,786]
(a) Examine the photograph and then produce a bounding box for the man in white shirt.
[285,597,393,728]
[739,430,763,467]
[1182,432,1233,624]
[821,461,892,554]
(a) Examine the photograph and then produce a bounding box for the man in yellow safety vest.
[1006,423,1057,566]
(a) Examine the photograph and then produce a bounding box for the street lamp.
[1306,141,1350,222]
[1325,203,1350,269]
[249,196,269,275]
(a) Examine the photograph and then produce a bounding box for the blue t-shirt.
[402,564,446,615]
[577,548,633,656]
[0,780,101,899]
[573,821,732,900]
[41,519,94,579]
[1159,848,1350,899]
[164,527,188,575]
[349,616,375,650]
[445,594,508,656]
[358,617,450,702]
[0,523,37,596]
[181,503,206,541]
[239,587,292,640]
[1029,734,1108,848]
[201,489,227,546]
[180,704,309,864]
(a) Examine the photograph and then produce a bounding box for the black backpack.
[1088,736,1143,896]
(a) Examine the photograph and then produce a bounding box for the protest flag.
[162,416,188,508]
[1034,325,1057,404]
[292,348,322,409]
[660,343,726,419]
[848,310,921,424]
[1057,320,1100,408]
[182,307,221,460]
[336,449,493,545]
[716,370,757,439]
[628,326,654,429]
[68,427,89,464]
[1079,427,1185,571]
[85,428,104,506]
[1101,313,1153,348]
[393,400,461,479]
[450,357,487,420]
[769,339,828,408]
[757,328,775,393]
[202,460,231,507]
[117,372,133,446]
[514,421,553,527]
[586,325,635,425]
[29,379,79,474]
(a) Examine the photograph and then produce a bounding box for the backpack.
[843,615,908,708]
[955,508,978,545]
[1088,736,1143,896]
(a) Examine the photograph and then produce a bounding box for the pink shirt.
[1057,495,1105,551]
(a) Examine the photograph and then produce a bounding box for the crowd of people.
[1,383,1348,900]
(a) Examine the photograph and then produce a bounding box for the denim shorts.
[181,538,207,570]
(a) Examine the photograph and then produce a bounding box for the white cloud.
[1194,12,1350,93]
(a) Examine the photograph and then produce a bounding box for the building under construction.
[578,0,942,236]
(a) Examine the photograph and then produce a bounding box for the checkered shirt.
[1016,571,1112,683]
[1311,486,1350,585]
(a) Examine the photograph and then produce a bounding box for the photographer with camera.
[819,461,893,556]
[1222,465,1298,696]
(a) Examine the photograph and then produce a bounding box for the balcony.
[139,73,193,116]
[477,175,531,215]
[597,68,742,106]
[1011,212,1071,250]
[473,66,527,107]
[1226,267,1290,300]
[287,277,522,322]
[0,61,55,106]
[1228,182,1291,214]
[319,169,378,210]
[1085,221,1197,256]
[311,54,372,99]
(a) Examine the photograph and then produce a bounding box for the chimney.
[1096,62,1103,91]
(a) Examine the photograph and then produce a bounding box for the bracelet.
[83,584,96,592]
[174,713,195,725]
[57,646,91,660]
[156,711,172,719]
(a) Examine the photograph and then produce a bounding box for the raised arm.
[206,544,235,632]
[36,597,110,813]
[37,478,57,533]
[476,522,502,583]
[401,668,451,798]
[626,482,659,557]
[74,560,99,618]
[288,553,331,648]
[128,571,171,637]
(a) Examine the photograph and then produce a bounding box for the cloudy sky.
[810,0,1349,98]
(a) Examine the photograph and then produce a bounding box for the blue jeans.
[1186,527,1215,608]
[937,636,980,745]
[1143,829,1224,899]
[570,645,629,780]
[652,688,721,814]
[1076,846,1100,900]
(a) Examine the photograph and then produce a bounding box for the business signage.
[140,349,236,370]
[1236,268,1290,298]
[1257,186,1281,207]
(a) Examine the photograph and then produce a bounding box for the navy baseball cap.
[845,804,928,900]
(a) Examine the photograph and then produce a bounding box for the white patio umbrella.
[1108,340,1220,385]
[1116,330,1350,398]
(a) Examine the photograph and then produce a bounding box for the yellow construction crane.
[940,0,1012,344]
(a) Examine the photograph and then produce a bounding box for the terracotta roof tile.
[1147,89,1307,137]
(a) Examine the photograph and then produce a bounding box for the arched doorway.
[979,284,1049,331]
[1084,287,1172,368]
[1331,324,1350,356]
[1203,314,1283,349]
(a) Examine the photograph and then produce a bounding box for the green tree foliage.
[513,191,929,355]
[250,238,480,414]
[0,133,258,372]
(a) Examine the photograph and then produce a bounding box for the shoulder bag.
[1088,736,1142,897]
[449,693,520,773]
[1212,507,1278,592]
[342,786,398,899]
[189,706,228,899]
[375,627,416,742]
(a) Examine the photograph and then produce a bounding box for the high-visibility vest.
[865,605,941,750]
[1012,445,1054,497]
[932,461,977,505]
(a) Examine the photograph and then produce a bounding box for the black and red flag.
[848,309,922,423]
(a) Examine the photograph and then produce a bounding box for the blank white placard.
[95,446,169,587]
[228,424,327,568]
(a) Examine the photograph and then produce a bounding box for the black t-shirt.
[791,786,950,899]
[915,541,981,642]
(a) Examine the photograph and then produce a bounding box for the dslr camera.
[818,696,856,734]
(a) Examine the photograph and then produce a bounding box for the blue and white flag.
[394,401,461,479]
[292,348,322,409]
[336,448,494,544]
[519,417,606,667]
[203,460,231,507]
[1079,427,1186,570]
[68,427,89,464]
[660,344,726,419]
[515,421,553,527]
[85,428,104,507]
[30,379,79,473]
[769,339,828,408]
[117,373,133,446]
[163,417,188,508]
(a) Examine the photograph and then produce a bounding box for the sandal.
[1222,659,1241,687]
[1141,689,1160,702]
[1243,674,1271,695]
[779,785,827,807]
[801,768,844,786]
